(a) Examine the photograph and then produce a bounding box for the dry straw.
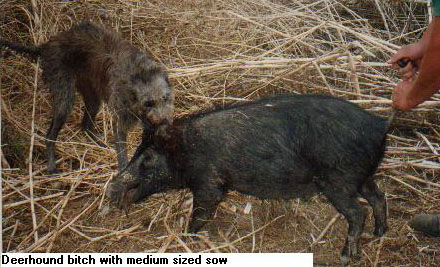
[1,0,439,265]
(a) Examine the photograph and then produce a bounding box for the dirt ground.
[1,0,439,266]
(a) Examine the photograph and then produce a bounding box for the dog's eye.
[144,100,155,108]
[129,91,137,102]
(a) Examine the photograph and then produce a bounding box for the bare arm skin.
[389,18,440,111]
[388,22,433,80]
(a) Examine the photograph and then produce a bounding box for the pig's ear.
[132,149,161,175]
[142,149,158,167]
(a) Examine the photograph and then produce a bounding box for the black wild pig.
[107,95,390,265]
[0,23,173,173]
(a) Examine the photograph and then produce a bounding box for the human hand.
[388,43,424,80]
[392,80,420,111]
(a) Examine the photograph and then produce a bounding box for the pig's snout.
[106,171,141,208]
[106,181,124,203]
[106,172,133,196]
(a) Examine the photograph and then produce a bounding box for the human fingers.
[399,61,417,80]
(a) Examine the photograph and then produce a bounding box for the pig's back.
[179,95,388,199]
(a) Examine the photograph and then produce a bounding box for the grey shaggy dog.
[1,23,174,173]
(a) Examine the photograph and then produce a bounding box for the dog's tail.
[0,39,41,60]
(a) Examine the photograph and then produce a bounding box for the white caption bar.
[2,253,312,267]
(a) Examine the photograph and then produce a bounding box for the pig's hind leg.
[317,176,366,266]
[359,179,388,236]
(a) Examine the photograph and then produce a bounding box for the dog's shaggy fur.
[1,23,174,173]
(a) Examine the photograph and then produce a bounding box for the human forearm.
[418,20,435,52]
[407,17,440,106]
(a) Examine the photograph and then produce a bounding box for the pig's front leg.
[188,185,225,233]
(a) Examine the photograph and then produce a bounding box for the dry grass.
[1,0,439,265]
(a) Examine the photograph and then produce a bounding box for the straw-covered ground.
[1,0,439,265]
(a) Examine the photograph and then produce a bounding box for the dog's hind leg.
[44,72,75,174]
[77,78,105,147]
